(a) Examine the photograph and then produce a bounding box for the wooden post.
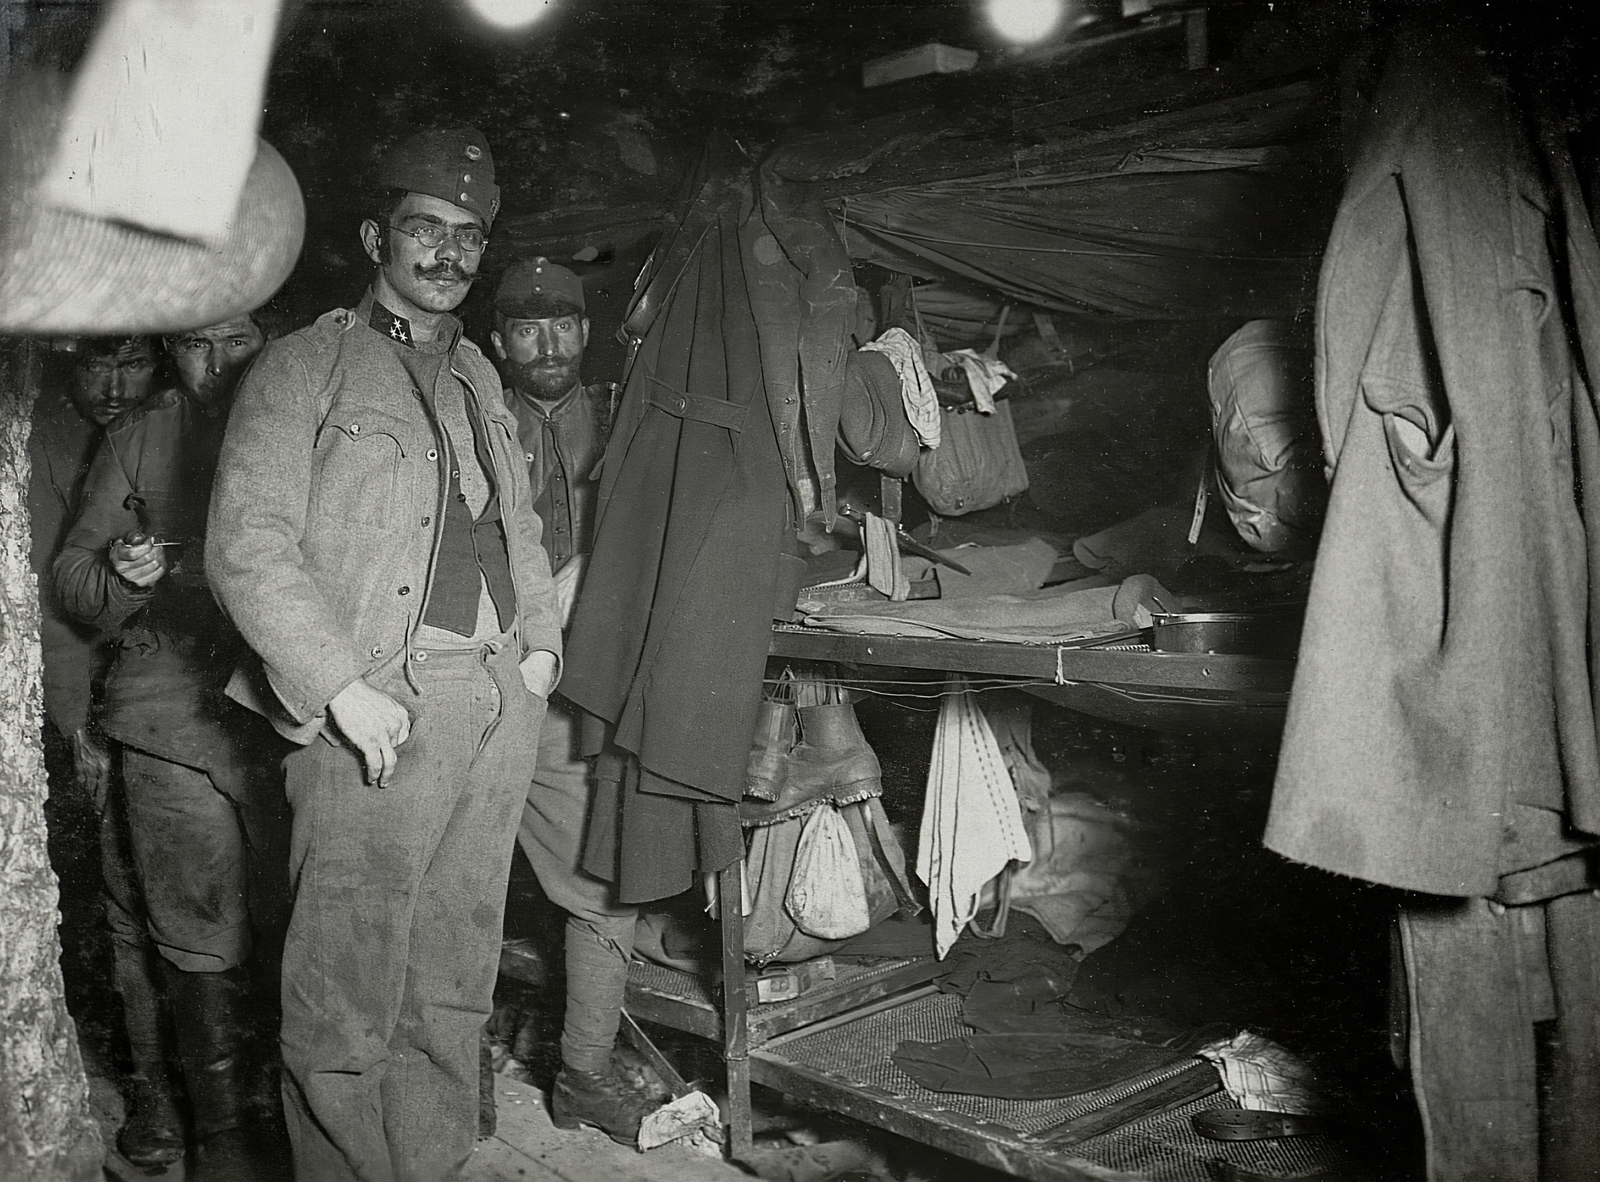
[0,340,104,1181]
[1185,7,1209,70]
[718,861,753,1158]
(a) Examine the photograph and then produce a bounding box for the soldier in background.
[490,259,649,1145]
[54,311,288,1181]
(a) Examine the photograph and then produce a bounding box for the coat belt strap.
[646,378,748,433]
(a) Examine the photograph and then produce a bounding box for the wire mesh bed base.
[749,989,1363,1182]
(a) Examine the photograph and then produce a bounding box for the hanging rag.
[982,698,1052,816]
[862,510,910,601]
[986,793,1163,955]
[1197,1031,1334,1116]
[942,349,1018,413]
[861,327,941,449]
[918,677,1033,959]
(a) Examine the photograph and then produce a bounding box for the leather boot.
[551,1064,658,1146]
[113,942,185,1172]
[740,698,881,826]
[161,963,290,1182]
[744,695,796,801]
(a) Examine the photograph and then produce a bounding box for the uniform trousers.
[1399,891,1600,1182]
[105,732,292,974]
[515,695,639,1074]
[279,638,544,1182]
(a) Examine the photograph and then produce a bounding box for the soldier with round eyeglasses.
[208,127,563,1182]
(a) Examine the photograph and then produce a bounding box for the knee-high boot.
[160,962,289,1182]
[112,939,185,1170]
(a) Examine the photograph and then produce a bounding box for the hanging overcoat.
[562,169,792,903]
[1267,30,1600,898]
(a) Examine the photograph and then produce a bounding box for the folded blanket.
[802,573,1173,643]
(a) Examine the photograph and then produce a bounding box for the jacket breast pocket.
[1364,377,1455,531]
[312,411,411,529]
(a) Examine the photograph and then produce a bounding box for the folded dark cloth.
[892,1031,1190,1099]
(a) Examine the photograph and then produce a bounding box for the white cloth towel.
[861,327,942,449]
[917,677,1033,958]
[863,511,910,602]
[943,349,1018,414]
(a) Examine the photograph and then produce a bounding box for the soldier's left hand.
[520,649,558,698]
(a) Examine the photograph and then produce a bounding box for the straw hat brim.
[0,70,305,336]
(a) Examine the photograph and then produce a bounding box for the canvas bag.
[909,302,1028,516]
[742,799,909,965]
[786,806,872,939]
[1206,319,1326,554]
[912,399,1030,516]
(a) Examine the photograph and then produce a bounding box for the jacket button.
[525,452,535,462]
[413,650,429,663]
[426,448,439,461]
[350,423,362,434]
[398,586,411,596]
[370,644,384,658]
[421,516,431,526]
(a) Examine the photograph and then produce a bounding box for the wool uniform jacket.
[207,295,562,744]
[1267,30,1600,898]
[54,388,251,768]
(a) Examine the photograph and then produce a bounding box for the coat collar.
[355,288,461,354]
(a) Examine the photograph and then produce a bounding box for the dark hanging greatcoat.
[562,167,793,904]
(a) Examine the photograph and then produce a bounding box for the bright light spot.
[986,0,1066,44]
[463,0,553,31]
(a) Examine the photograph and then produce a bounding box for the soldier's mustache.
[417,262,469,281]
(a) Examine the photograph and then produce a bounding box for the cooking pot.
[1149,611,1302,657]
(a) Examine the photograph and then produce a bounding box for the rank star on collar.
[370,301,414,348]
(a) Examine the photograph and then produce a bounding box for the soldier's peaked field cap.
[496,257,586,320]
[376,127,500,226]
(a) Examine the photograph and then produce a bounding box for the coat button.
[370,644,384,658]
[427,448,439,461]
[525,452,535,462]
[350,423,361,434]
[398,586,411,596]
[413,650,429,663]
[421,516,431,526]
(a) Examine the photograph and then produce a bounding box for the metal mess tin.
[1148,611,1302,657]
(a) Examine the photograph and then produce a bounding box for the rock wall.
[0,340,102,1182]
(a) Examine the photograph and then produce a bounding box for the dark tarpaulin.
[784,80,1339,320]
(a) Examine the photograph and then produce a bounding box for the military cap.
[495,256,586,320]
[376,127,500,227]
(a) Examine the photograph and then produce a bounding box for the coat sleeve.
[509,488,563,677]
[205,341,367,726]
[52,430,150,634]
